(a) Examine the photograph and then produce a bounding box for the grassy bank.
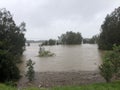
[0,81,120,90]
[0,84,46,90]
[51,81,120,90]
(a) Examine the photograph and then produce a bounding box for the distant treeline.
[26,40,45,43]
[58,31,82,44]
[41,31,83,45]
[41,31,98,46]
[83,35,98,44]
[42,39,58,45]
[31,6,120,50]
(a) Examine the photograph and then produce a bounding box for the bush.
[48,39,56,45]
[99,61,114,82]
[0,50,21,82]
[26,59,35,82]
[39,46,54,57]
[5,81,17,87]
[99,45,120,82]
[39,50,54,57]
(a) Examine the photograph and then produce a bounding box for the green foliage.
[83,35,98,44]
[104,45,120,73]
[39,50,54,57]
[48,39,56,45]
[42,39,56,46]
[0,50,21,82]
[42,41,48,45]
[39,46,54,57]
[5,81,17,87]
[99,45,120,82]
[26,59,35,82]
[0,8,26,82]
[83,38,93,44]
[99,61,114,82]
[98,7,120,50]
[0,84,16,90]
[59,31,82,44]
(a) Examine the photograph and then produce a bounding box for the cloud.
[0,0,120,40]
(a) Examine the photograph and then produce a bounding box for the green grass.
[0,84,16,90]
[51,81,120,90]
[22,87,46,90]
[0,84,45,90]
[0,81,120,90]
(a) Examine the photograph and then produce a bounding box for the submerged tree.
[59,31,82,44]
[0,8,26,82]
[83,35,98,44]
[48,39,56,45]
[98,7,120,50]
[42,39,56,45]
[39,45,54,57]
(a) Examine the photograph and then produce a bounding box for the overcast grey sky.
[0,0,120,40]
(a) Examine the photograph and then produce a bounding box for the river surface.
[20,43,102,72]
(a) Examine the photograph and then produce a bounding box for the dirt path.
[18,71,105,88]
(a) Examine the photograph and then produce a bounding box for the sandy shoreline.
[18,71,105,88]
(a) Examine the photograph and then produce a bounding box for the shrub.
[39,46,54,57]
[99,45,120,82]
[99,61,114,82]
[26,59,35,82]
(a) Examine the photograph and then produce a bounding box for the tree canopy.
[83,35,98,44]
[98,7,120,50]
[0,9,26,82]
[42,39,56,45]
[58,31,82,44]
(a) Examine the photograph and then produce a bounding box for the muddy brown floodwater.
[18,43,105,88]
[20,43,102,72]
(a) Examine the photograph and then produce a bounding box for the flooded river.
[20,43,102,72]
